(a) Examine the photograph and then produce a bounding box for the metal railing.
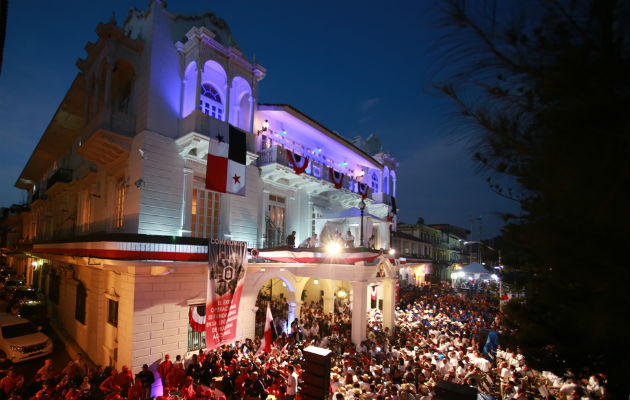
[46,168,72,189]
[264,213,284,248]
[257,145,375,200]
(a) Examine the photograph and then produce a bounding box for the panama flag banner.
[206,125,247,196]
[254,303,274,357]
[205,239,248,350]
[329,167,344,189]
[286,150,309,175]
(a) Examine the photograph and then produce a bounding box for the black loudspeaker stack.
[434,380,478,400]
[301,346,332,400]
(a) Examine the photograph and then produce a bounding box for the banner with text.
[205,239,248,350]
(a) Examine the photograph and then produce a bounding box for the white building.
[9,1,399,373]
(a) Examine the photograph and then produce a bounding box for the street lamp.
[257,119,269,136]
[358,199,366,247]
[495,264,504,312]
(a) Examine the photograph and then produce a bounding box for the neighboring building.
[6,2,398,375]
[395,222,468,282]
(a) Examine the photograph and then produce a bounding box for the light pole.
[358,199,366,247]
[494,263,504,312]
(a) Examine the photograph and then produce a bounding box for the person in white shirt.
[344,230,355,247]
[329,374,342,394]
[286,364,298,400]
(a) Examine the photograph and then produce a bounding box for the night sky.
[0,0,519,239]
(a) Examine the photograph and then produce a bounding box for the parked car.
[14,304,48,327]
[1,279,25,299]
[0,269,16,285]
[8,287,44,309]
[0,313,53,362]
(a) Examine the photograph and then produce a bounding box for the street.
[0,299,71,385]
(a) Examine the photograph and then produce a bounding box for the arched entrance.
[255,278,290,338]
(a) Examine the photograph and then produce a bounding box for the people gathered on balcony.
[344,231,355,248]
[286,231,296,247]
[367,233,376,249]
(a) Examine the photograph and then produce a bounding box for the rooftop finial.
[109,12,117,26]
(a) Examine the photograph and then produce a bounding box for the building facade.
[6,1,399,374]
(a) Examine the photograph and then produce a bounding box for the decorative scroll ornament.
[329,167,344,189]
[286,150,309,175]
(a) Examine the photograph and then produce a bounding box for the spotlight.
[388,248,396,255]
[327,242,341,255]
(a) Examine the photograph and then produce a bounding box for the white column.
[103,62,113,110]
[323,295,335,315]
[351,282,368,348]
[195,65,202,111]
[382,279,396,334]
[287,300,302,330]
[180,168,193,236]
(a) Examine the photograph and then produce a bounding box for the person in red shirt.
[234,366,249,395]
[115,365,134,397]
[0,369,22,396]
[180,376,195,399]
[104,390,123,400]
[99,370,120,394]
[64,388,81,400]
[127,379,145,400]
[35,359,55,382]
[158,355,172,389]
[33,380,54,400]
[166,362,186,390]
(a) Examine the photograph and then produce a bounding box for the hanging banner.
[286,149,309,175]
[329,167,344,189]
[358,182,369,199]
[205,239,248,350]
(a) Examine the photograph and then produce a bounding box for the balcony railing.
[46,168,73,189]
[32,189,41,202]
[179,111,256,152]
[258,145,375,200]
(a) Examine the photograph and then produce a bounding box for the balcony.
[179,111,256,152]
[86,109,136,137]
[257,145,375,203]
[371,192,395,207]
[46,168,72,191]
[77,130,131,167]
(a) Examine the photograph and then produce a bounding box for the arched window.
[48,269,60,305]
[199,83,224,120]
[382,167,390,195]
[371,172,379,193]
[390,170,397,198]
[75,282,87,324]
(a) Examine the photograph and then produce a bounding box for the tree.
[435,0,629,395]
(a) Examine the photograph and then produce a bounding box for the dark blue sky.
[0,0,519,239]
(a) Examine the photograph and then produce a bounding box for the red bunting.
[286,150,309,175]
[329,167,344,189]
[358,182,369,199]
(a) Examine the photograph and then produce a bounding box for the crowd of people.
[0,286,607,400]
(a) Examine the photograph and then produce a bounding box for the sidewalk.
[47,317,97,370]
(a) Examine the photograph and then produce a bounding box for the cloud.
[357,97,381,112]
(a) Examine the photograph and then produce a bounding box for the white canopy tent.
[452,262,493,280]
